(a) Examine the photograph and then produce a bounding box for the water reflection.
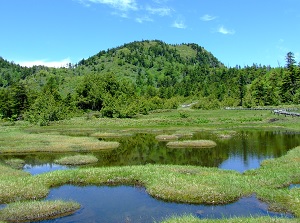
[23,163,72,175]
[41,185,292,223]
[289,184,300,189]
[0,131,299,173]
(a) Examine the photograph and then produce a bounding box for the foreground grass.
[161,215,298,223]
[0,200,80,222]
[54,154,98,165]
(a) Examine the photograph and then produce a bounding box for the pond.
[0,130,299,222]
[1,130,299,174]
[41,185,293,223]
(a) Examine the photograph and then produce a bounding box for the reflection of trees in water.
[1,131,300,169]
[0,153,61,167]
[93,133,228,167]
[216,131,300,165]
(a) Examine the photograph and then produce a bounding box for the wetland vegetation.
[0,109,300,222]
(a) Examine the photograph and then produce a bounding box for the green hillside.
[0,40,299,125]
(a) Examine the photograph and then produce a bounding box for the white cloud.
[218,25,235,35]
[146,6,172,16]
[80,0,138,11]
[136,16,153,23]
[172,20,186,29]
[200,14,217,21]
[17,58,72,68]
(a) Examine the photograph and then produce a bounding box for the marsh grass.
[54,155,98,165]
[160,215,298,223]
[91,132,132,138]
[0,163,30,182]
[0,200,80,222]
[155,134,179,141]
[0,176,49,203]
[213,130,237,139]
[0,147,300,220]
[1,109,300,222]
[244,146,300,217]
[166,140,217,148]
[0,130,120,153]
[4,159,25,169]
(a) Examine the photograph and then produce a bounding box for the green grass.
[19,109,300,134]
[160,215,298,223]
[54,154,98,165]
[166,140,217,148]
[0,130,120,154]
[0,200,80,222]
[4,158,25,169]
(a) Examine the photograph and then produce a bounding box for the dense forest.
[0,40,299,125]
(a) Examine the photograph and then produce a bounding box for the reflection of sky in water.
[23,163,72,175]
[218,155,271,173]
[289,184,300,189]
[41,185,293,223]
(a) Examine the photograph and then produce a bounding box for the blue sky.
[1,0,299,67]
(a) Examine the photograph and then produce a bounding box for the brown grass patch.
[155,135,179,141]
[166,140,217,148]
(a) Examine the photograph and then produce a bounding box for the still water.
[2,130,298,174]
[1,130,299,222]
[41,185,292,223]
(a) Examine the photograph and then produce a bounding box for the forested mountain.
[0,40,299,125]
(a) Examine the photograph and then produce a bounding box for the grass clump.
[161,215,298,223]
[166,140,217,148]
[0,163,30,180]
[54,154,98,165]
[0,130,120,153]
[0,177,49,204]
[91,132,132,138]
[213,130,237,139]
[0,200,80,222]
[4,159,25,170]
[155,134,179,141]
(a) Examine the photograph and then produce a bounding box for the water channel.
[1,130,299,222]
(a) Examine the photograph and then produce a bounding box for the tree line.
[0,40,299,125]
